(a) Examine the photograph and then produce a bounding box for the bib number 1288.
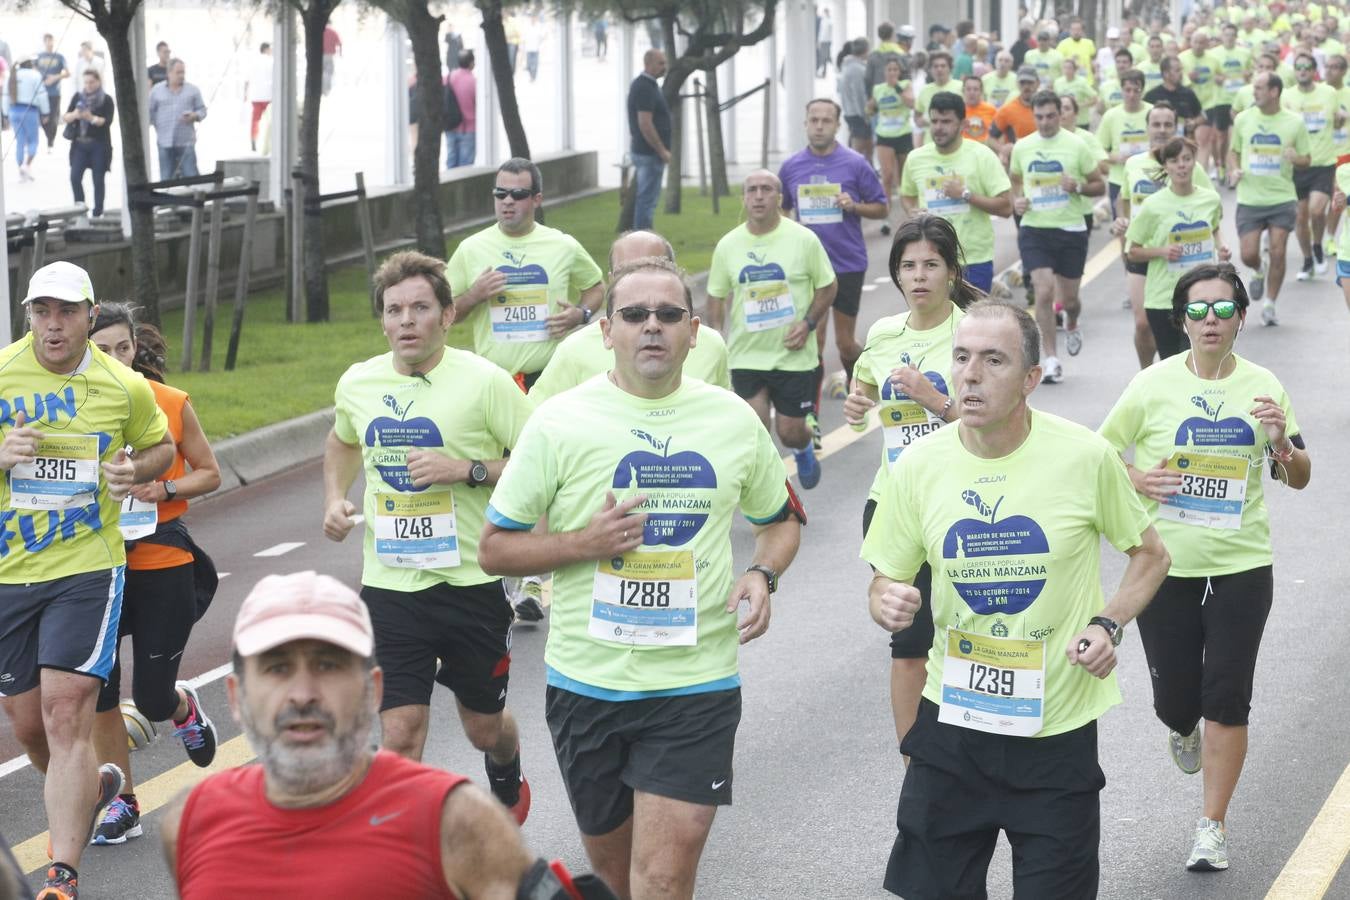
[619,579,671,608]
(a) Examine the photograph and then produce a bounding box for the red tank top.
[177,751,466,899]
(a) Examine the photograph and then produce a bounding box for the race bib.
[742,281,795,332]
[880,111,908,132]
[10,434,99,510]
[881,401,943,467]
[1224,77,1245,92]
[1249,146,1282,176]
[797,183,844,225]
[939,628,1046,737]
[1303,109,1327,133]
[373,491,461,569]
[1158,451,1248,530]
[489,288,549,343]
[591,550,698,646]
[119,495,158,541]
[923,177,969,216]
[1168,223,1216,271]
[1027,172,1069,210]
[1119,139,1149,158]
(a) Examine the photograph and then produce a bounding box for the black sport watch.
[1088,615,1123,646]
[745,564,779,594]
[467,460,489,487]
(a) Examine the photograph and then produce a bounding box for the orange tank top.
[126,380,193,570]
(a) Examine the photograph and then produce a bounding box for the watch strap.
[746,564,778,593]
[1088,615,1122,645]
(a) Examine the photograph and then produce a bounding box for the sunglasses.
[492,187,536,200]
[614,306,691,324]
[1295,63,1316,70]
[1183,299,1239,320]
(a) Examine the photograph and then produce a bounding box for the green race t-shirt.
[332,348,533,590]
[1232,107,1310,206]
[1333,86,1350,158]
[1180,49,1221,108]
[1053,76,1099,126]
[1213,45,1252,102]
[1232,83,1256,114]
[1097,103,1153,185]
[860,409,1151,737]
[526,319,732,405]
[1023,48,1063,86]
[854,305,963,502]
[1010,129,1101,229]
[1337,163,1350,259]
[1282,82,1340,165]
[982,71,1018,107]
[445,222,604,376]
[873,81,913,138]
[1075,128,1110,166]
[899,139,1011,265]
[1099,77,1125,111]
[706,218,836,372]
[1125,186,1224,309]
[1139,58,1164,91]
[917,79,960,118]
[1122,151,1215,214]
[486,376,789,693]
[0,337,169,582]
[1099,353,1299,577]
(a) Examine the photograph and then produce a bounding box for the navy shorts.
[964,260,994,294]
[1018,225,1090,278]
[0,567,124,695]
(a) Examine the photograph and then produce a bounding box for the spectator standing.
[444,23,463,71]
[76,41,106,86]
[148,59,207,179]
[64,69,115,217]
[842,39,873,158]
[35,33,69,150]
[3,56,50,182]
[817,8,833,77]
[244,43,272,152]
[592,16,608,61]
[446,50,477,168]
[322,25,341,95]
[627,49,672,229]
[524,15,544,82]
[147,41,170,88]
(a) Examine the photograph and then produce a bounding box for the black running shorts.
[833,270,866,317]
[732,368,816,419]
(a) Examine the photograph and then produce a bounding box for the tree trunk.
[406,2,447,257]
[297,0,333,322]
[478,0,530,159]
[704,59,729,198]
[662,15,683,214]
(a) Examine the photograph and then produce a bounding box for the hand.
[836,192,855,213]
[1164,243,1184,262]
[890,366,940,410]
[1283,147,1298,163]
[323,498,358,542]
[579,491,648,560]
[1334,189,1347,215]
[101,449,136,502]
[546,302,583,339]
[1250,395,1289,446]
[658,147,672,163]
[1218,245,1232,262]
[877,582,921,632]
[470,267,508,306]
[1135,457,1182,503]
[406,448,459,488]
[725,571,772,644]
[180,111,194,123]
[1012,195,1030,215]
[942,177,965,199]
[783,320,810,351]
[0,412,41,471]
[843,382,875,426]
[1227,168,1241,188]
[1060,174,1079,194]
[128,481,166,503]
[1066,626,1117,678]
[1110,216,1129,237]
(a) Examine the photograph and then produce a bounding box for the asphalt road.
[3,193,1349,900]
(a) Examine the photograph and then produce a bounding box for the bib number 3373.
[591,550,698,646]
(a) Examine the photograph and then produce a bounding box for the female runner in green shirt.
[867,59,915,236]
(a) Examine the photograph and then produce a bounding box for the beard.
[239,679,376,797]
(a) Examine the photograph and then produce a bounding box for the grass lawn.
[166,186,746,440]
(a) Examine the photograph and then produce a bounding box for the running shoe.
[37,866,79,900]
[1261,299,1279,326]
[1314,243,1328,275]
[793,445,821,489]
[805,412,822,451]
[1324,235,1337,257]
[825,370,848,400]
[514,577,545,622]
[1296,259,1314,281]
[1207,166,1219,183]
[880,223,892,236]
[76,764,124,851]
[1041,356,1063,384]
[1054,302,1065,330]
[1247,266,1266,303]
[1121,294,1132,309]
[1169,726,1202,774]
[1186,818,1229,871]
[172,682,218,768]
[485,753,531,825]
[1065,328,1083,357]
[92,796,142,845]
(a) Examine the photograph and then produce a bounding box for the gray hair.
[963,300,1041,370]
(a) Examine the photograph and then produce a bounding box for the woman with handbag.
[63,69,115,217]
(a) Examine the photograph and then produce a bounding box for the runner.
[1281,50,1341,281]
[778,98,888,431]
[1053,57,1098,129]
[529,230,731,405]
[445,156,604,386]
[1146,55,1204,137]
[1212,22,1254,181]
[990,66,1041,167]
[1179,30,1220,173]
[1125,137,1230,358]
[982,50,1017,108]
[0,261,175,900]
[844,215,975,750]
[322,250,534,822]
[1099,262,1309,873]
[915,51,959,140]
[1320,54,1349,258]
[1335,160,1350,307]
[86,306,222,847]
[1096,46,1139,117]
[1008,90,1106,383]
[867,58,916,236]
[706,170,837,488]
[479,257,803,899]
[1098,69,1153,220]
[960,77,996,146]
[1232,53,1278,115]
[1139,35,1168,92]
[861,299,1169,899]
[1023,27,1063,87]
[162,571,618,899]
[1227,71,1311,325]
[899,91,1013,294]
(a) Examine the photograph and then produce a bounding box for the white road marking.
[861,284,877,292]
[218,572,230,579]
[254,542,305,557]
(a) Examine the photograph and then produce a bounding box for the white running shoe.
[1168,726,1202,774]
[1065,329,1083,357]
[1261,299,1279,326]
[1186,818,1229,871]
[1041,356,1063,383]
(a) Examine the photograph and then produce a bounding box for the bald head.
[609,230,676,272]
[643,49,667,76]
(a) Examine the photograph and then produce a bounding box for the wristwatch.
[746,564,779,594]
[804,315,818,332]
[1088,615,1123,646]
[960,187,973,202]
[163,480,177,501]
[466,460,489,487]
[582,306,594,325]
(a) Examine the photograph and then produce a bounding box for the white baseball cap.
[1106,27,1121,39]
[22,261,95,306]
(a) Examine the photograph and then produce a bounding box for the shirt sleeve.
[1123,201,1155,249]
[859,458,926,581]
[708,339,731,391]
[778,162,796,212]
[856,156,889,204]
[1295,120,1311,155]
[445,246,470,296]
[633,79,657,114]
[567,238,604,292]
[706,240,733,298]
[739,412,791,523]
[1093,442,1152,552]
[332,373,359,445]
[808,231,837,289]
[486,364,536,449]
[1096,377,1145,454]
[193,86,207,119]
[899,153,918,198]
[124,373,170,453]
[978,144,1012,195]
[484,411,557,530]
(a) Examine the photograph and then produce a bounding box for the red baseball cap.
[233,571,373,658]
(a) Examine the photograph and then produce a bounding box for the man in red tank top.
[160,571,617,900]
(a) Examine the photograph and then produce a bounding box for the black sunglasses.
[614,306,691,324]
[1183,299,1239,321]
[492,187,536,200]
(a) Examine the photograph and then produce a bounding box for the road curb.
[206,408,335,500]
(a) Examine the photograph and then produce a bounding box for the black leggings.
[1145,308,1191,360]
[1135,566,1274,734]
[95,563,198,719]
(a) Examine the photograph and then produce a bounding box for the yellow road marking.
[16,735,254,875]
[1264,760,1350,899]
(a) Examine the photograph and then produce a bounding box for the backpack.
[444,79,463,130]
